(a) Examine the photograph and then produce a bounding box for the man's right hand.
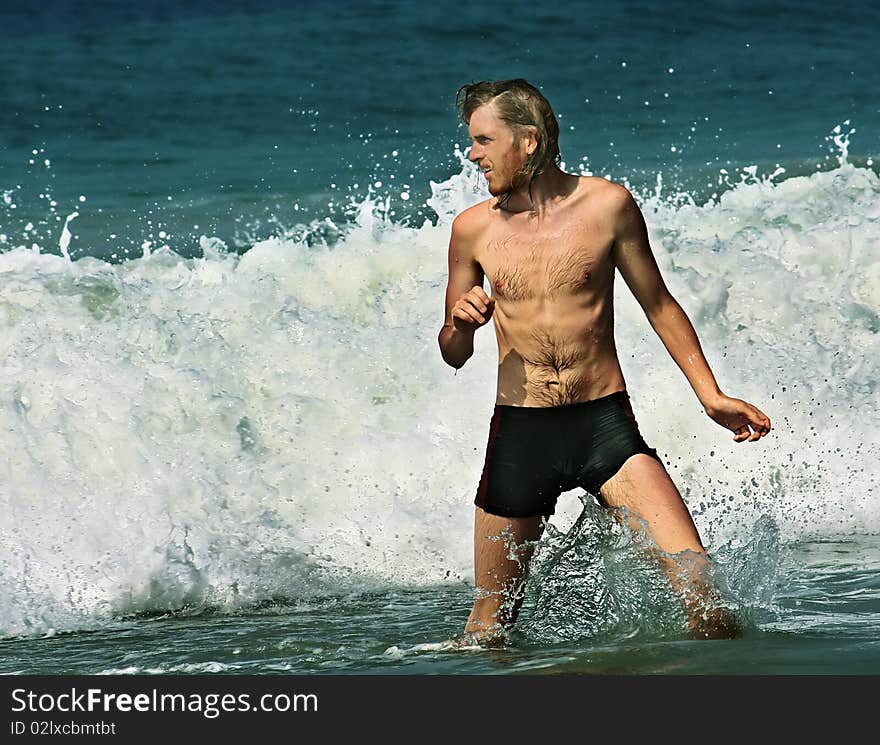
[452,286,495,332]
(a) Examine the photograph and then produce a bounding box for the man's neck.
[496,166,576,216]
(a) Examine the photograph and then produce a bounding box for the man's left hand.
[703,395,772,443]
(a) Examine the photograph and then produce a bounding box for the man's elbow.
[644,290,678,322]
[438,325,471,369]
[437,341,466,370]
[442,353,467,370]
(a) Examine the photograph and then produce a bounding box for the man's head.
[456,79,561,202]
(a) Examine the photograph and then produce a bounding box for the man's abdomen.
[493,306,625,407]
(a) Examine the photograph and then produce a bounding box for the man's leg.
[599,454,739,639]
[463,506,546,644]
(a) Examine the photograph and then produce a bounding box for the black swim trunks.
[474,390,663,519]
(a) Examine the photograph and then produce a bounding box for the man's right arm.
[438,210,494,369]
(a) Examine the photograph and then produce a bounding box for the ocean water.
[1,0,879,675]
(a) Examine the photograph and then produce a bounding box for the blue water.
[2,0,877,258]
[1,0,879,674]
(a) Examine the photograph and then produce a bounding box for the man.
[438,79,771,645]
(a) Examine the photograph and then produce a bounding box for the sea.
[1,0,879,676]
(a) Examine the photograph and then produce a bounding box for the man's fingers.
[748,404,771,433]
[744,412,759,441]
[734,425,762,442]
[723,399,771,442]
[749,410,771,437]
[465,290,491,315]
[463,292,486,313]
[470,285,494,306]
[450,286,497,329]
[455,307,484,325]
[465,287,488,313]
[453,303,484,325]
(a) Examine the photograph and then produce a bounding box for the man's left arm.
[610,187,771,443]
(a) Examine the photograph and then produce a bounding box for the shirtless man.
[438,79,771,644]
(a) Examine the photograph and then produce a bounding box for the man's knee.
[659,549,740,639]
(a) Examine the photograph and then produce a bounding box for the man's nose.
[468,144,482,161]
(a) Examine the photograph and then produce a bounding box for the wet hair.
[455,78,561,204]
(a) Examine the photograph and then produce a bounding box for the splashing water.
[1,139,878,638]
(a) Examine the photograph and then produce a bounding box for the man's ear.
[522,126,539,156]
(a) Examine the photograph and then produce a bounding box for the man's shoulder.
[572,176,638,230]
[578,175,633,206]
[451,198,494,236]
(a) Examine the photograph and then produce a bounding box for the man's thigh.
[598,453,705,556]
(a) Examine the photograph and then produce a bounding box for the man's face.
[467,104,531,197]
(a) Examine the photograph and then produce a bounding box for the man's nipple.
[494,279,504,291]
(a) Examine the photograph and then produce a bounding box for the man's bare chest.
[477,220,615,302]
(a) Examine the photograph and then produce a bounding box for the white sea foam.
[96,661,233,675]
[0,157,877,637]
[383,639,483,658]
